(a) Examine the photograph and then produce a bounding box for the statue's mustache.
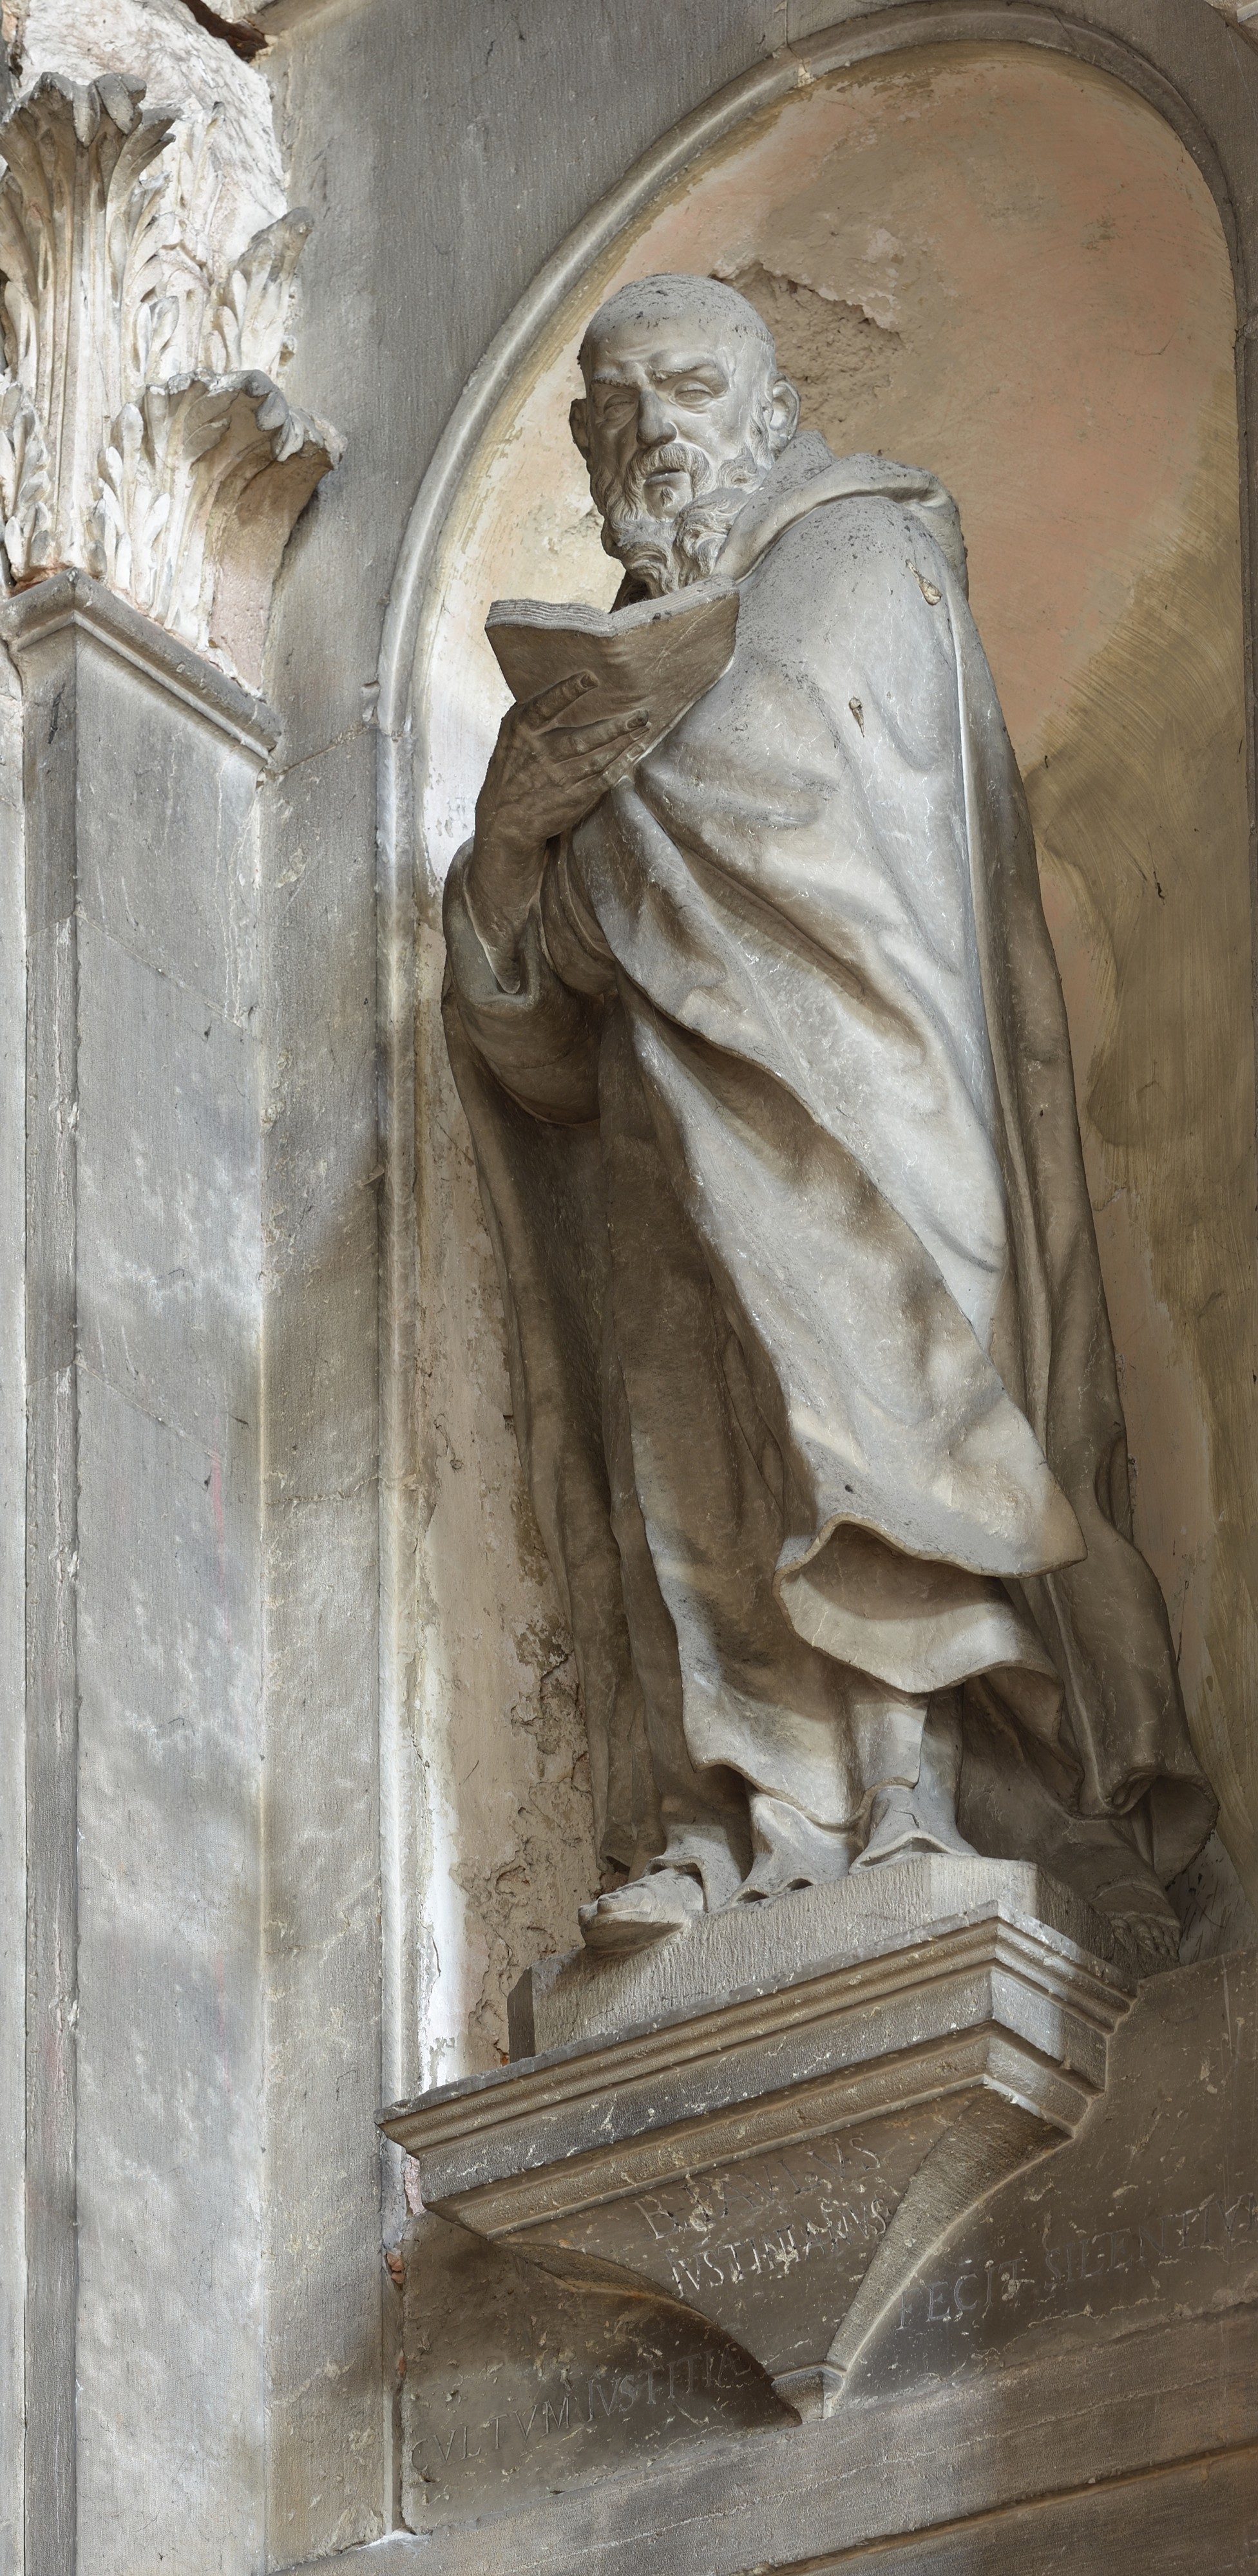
[600,438,714,518]
[631,439,709,487]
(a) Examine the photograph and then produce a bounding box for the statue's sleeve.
[442,842,602,1125]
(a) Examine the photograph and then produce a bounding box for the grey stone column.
[1,573,278,2576]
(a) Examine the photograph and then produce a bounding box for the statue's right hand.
[466,671,650,989]
[473,670,650,870]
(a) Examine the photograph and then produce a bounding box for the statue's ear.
[569,395,591,458]
[770,374,801,451]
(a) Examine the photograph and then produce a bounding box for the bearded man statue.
[441,272,1215,1964]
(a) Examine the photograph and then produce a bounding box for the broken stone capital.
[0,70,343,687]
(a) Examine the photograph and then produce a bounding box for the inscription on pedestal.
[410,2342,759,2490]
[520,2100,956,2382]
[634,2130,893,2298]
[892,2183,1258,2351]
[400,2210,786,2530]
[861,1957,1258,2395]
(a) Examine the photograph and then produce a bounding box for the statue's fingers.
[551,716,649,762]
[566,734,652,784]
[524,670,598,724]
[551,708,651,758]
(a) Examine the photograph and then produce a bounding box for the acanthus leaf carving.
[86,368,334,675]
[0,71,342,685]
[0,375,52,578]
[206,211,312,377]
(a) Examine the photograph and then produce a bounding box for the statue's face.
[580,314,779,518]
[571,306,798,594]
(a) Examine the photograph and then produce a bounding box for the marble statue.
[443,272,1215,1961]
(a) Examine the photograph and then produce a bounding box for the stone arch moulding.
[374,0,1258,2109]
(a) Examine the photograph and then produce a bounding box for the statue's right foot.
[578,1867,704,1953]
[729,1793,859,1905]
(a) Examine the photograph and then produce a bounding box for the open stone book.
[485,576,740,767]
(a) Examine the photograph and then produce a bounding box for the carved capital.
[0,73,342,684]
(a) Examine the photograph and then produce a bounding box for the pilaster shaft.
[2,571,277,2576]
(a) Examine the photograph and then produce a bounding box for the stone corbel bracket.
[383,1892,1134,2424]
[0,72,342,687]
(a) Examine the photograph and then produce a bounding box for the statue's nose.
[638,386,676,446]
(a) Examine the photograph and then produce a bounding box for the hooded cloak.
[443,433,1215,1903]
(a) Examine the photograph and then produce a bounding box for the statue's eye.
[598,390,637,426]
[672,381,714,405]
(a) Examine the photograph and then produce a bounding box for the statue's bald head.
[570,272,799,596]
[577,274,777,380]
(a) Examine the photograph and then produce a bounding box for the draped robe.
[443,433,1214,1912]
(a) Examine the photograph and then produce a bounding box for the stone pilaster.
[1,570,277,2575]
[0,17,350,2561]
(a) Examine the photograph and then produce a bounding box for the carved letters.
[0,73,342,683]
[896,2184,1258,2344]
[631,2137,893,2303]
[415,2346,756,2463]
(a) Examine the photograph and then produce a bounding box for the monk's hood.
[716,429,969,591]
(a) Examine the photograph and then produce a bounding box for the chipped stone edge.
[0,565,281,753]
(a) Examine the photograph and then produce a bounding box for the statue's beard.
[593,432,774,596]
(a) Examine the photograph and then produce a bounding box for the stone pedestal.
[381,1900,1256,2561]
[383,1866,1133,2429]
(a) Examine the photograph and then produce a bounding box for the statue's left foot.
[578,1867,703,1953]
[1107,1909,1180,1975]
[852,1783,977,1870]
[1089,1866,1182,1976]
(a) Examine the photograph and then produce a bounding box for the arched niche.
[382,26,1257,2081]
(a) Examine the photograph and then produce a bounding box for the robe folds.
[443,431,1215,1895]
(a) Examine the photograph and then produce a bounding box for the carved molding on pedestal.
[384,1869,1136,2427]
[0,72,343,686]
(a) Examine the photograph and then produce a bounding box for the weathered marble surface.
[6,6,1258,2575]
[386,1870,1134,2430]
[0,573,276,2576]
[385,1947,1255,2564]
[510,1855,1125,2056]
